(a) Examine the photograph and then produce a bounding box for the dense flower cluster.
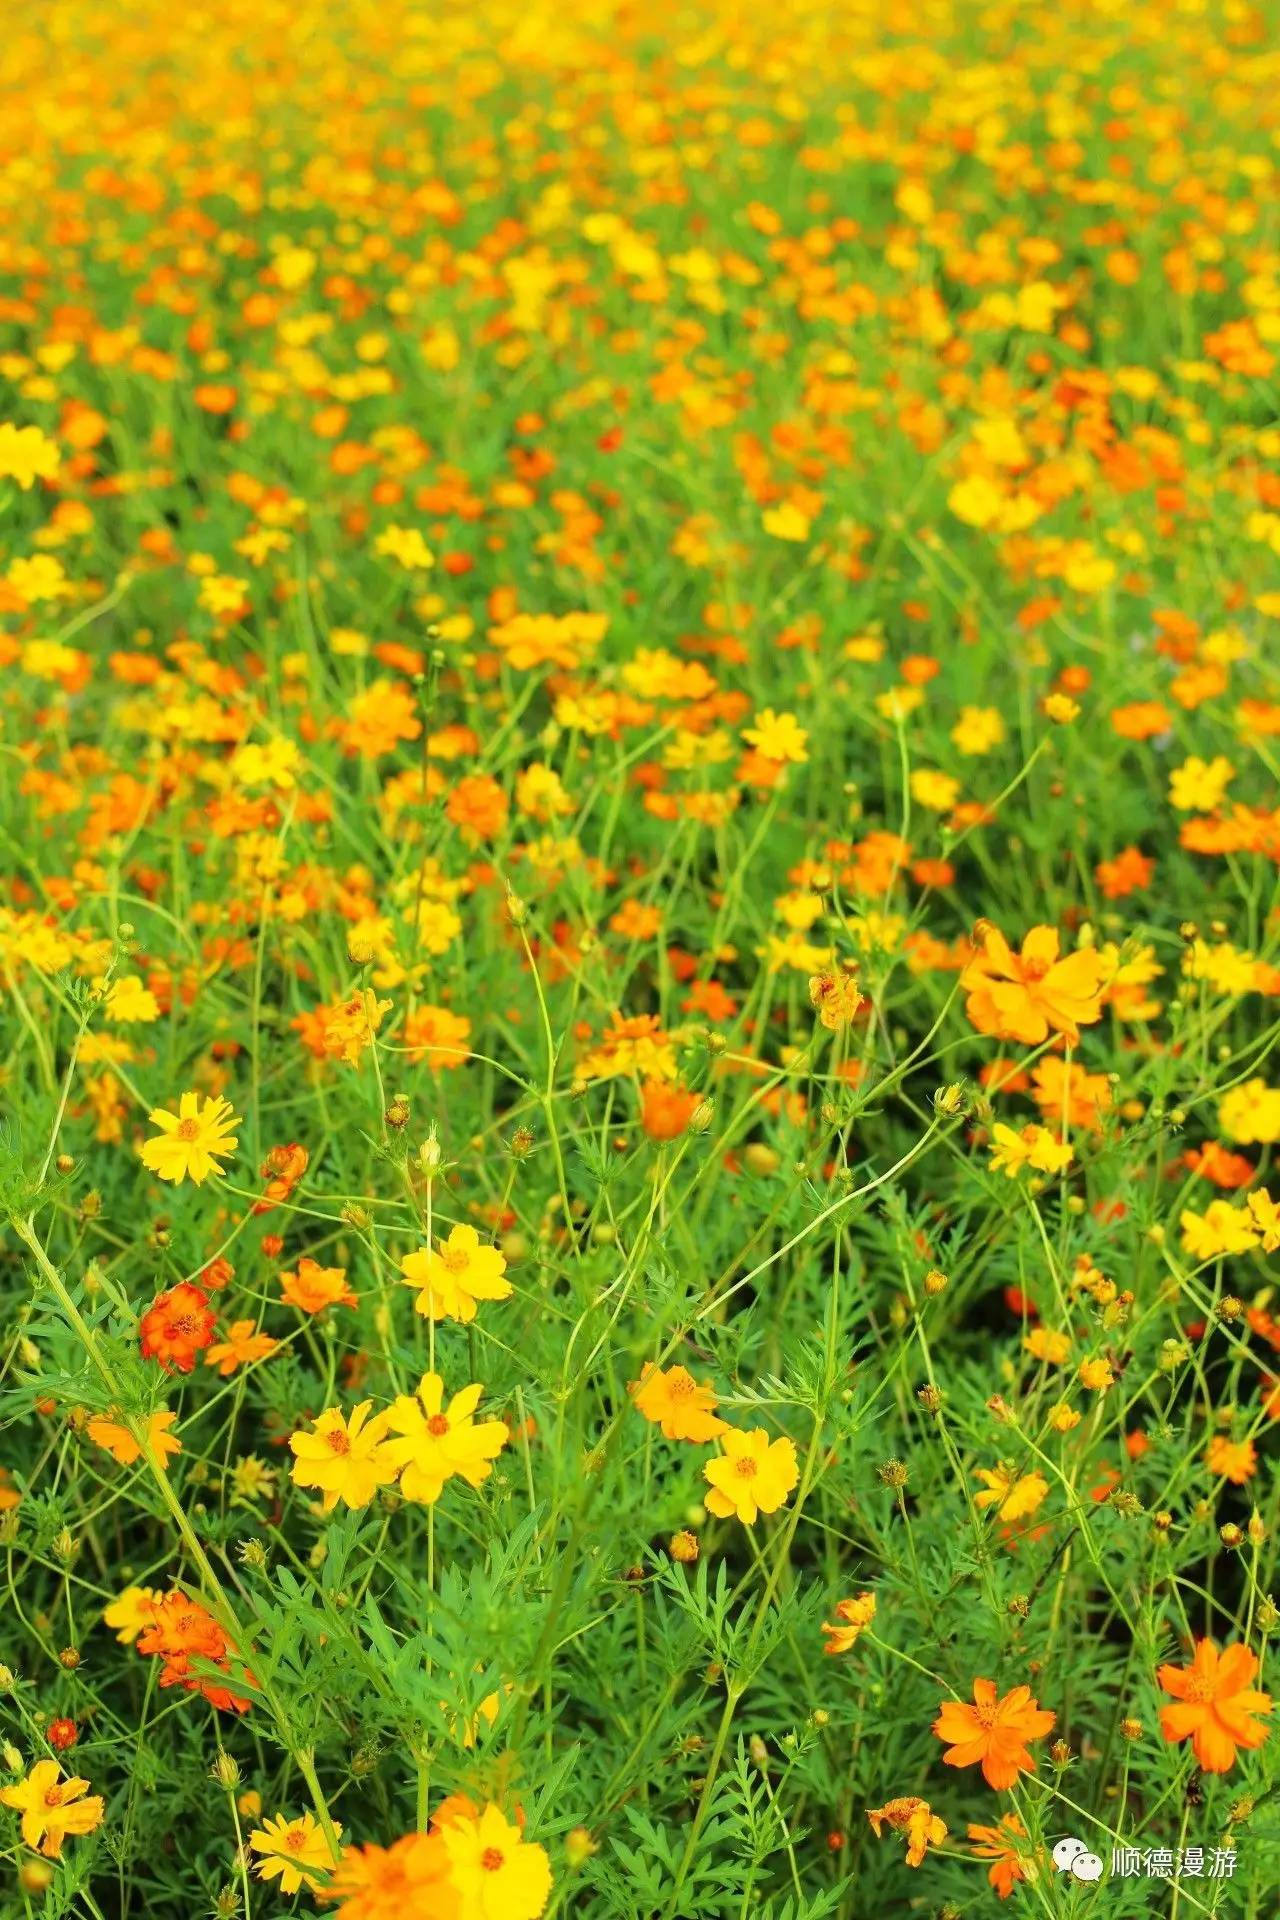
[1,0,1278,1911]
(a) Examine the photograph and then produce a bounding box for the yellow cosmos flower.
[139,1092,241,1185]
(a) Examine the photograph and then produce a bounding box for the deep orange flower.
[136,1590,254,1713]
[1158,1639,1272,1772]
[933,1678,1056,1789]
[139,1284,216,1373]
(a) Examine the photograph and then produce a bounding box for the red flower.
[139,1284,215,1373]
[47,1719,78,1751]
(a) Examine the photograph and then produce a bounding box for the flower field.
[2,0,1280,1913]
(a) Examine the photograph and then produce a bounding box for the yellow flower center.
[175,1117,202,1141]
[325,1429,351,1455]
[733,1458,758,1479]
[426,1414,450,1436]
[667,1375,695,1398]
[440,1247,469,1274]
[1021,957,1050,983]
[973,1702,999,1729]
[283,1826,308,1853]
[481,1846,505,1871]
[1184,1675,1216,1704]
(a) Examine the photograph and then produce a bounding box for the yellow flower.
[703,1427,799,1525]
[1042,692,1080,724]
[1219,1079,1280,1146]
[400,1225,512,1324]
[1180,1201,1260,1259]
[951,706,1005,755]
[988,1123,1073,1178]
[374,524,435,570]
[0,1760,104,1858]
[440,1804,552,1920]
[380,1372,509,1504]
[761,501,811,542]
[910,768,960,811]
[0,422,60,490]
[974,1464,1049,1523]
[1024,1327,1070,1365]
[139,1092,240,1185]
[1078,1357,1114,1392]
[1168,754,1235,812]
[104,977,160,1024]
[741,708,809,764]
[249,1811,342,1894]
[1247,1188,1280,1252]
[102,1585,161,1645]
[288,1402,397,1512]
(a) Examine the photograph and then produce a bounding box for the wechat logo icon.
[1054,1836,1105,1883]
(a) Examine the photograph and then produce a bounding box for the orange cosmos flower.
[86,1406,181,1468]
[1205,1435,1257,1484]
[631,1363,727,1442]
[865,1797,947,1868]
[821,1592,876,1655]
[136,1590,254,1712]
[933,1678,1056,1789]
[961,922,1103,1045]
[204,1319,279,1377]
[139,1284,216,1373]
[968,1813,1033,1898]
[1158,1639,1272,1772]
[280,1257,358,1313]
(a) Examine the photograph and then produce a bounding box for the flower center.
[426,1414,450,1436]
[325,1429,351,1455]
[481,1847,505,1872]
[283,1827,308,1853]
[734,1458,758,1479]
[1021,957,1050,982]
[973,1703,999,1729]
[169,1314,199,1337]
[1184,1676,1216,1704]
[175,1118,201,1141]
[440,1248,469,1274]
[44,1785,66,1808]
[667,1375,695,1398]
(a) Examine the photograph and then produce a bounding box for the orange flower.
[137,1590,254,1713]
[402,1004,472,1070]
[1158,1639,1272,1772]
[280,1257,357,1313]
[631,1363,727,1442]
[933,1678,1056,1789]
[821,1592,876,1655]
[1205,1435,1257,1484]
[968,1813,1032,1899]
[961,923,1103,1045]
[865,1797,946,1868]
[205,1319,279,1377]
[139,1284,216,1374]
[86,1407,181,1468]
[639,1079,698,1140]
